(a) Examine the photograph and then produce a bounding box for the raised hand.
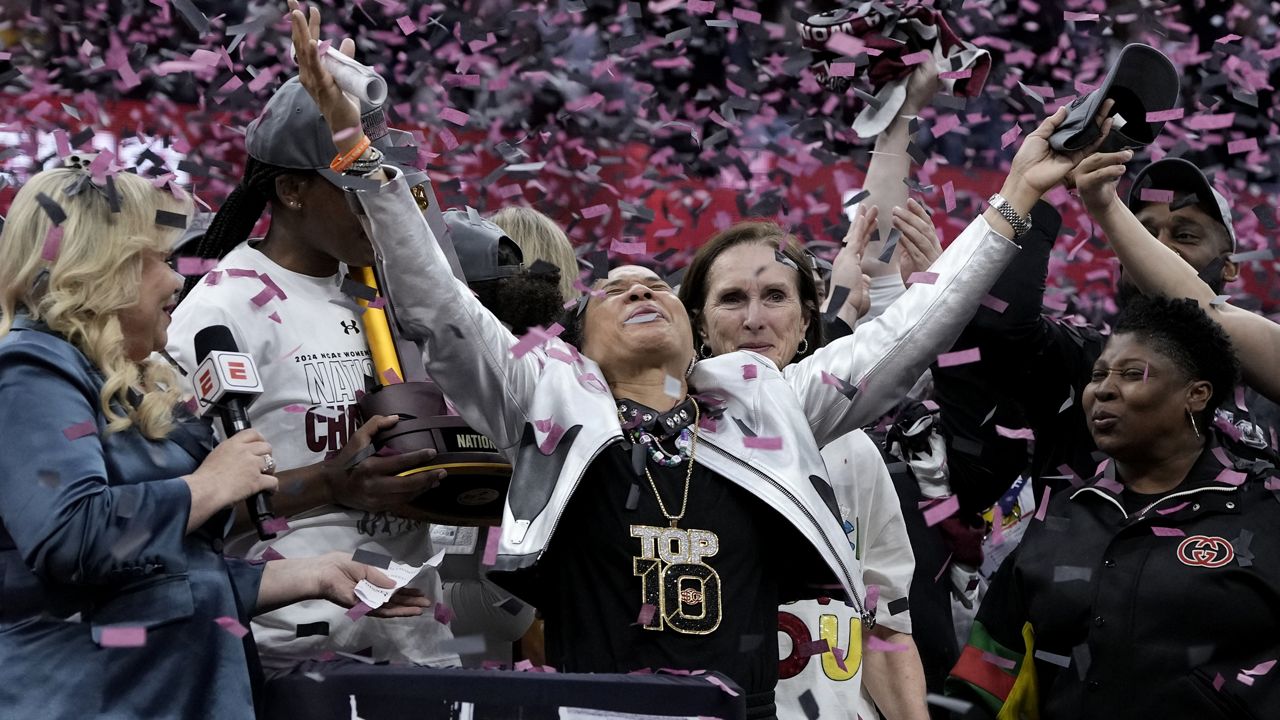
[287,0,364,153]
[1006,98,1116,201]
[892,198,943,284]
[900,60,941,118]
[1070,149,1134,218]
[326,415,448,515]
[825,204,877,323]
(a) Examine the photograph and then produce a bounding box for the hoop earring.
[1186,407,1201,439]
[797,338,809,355]
[699,342,713,359]
[686,357,696,377]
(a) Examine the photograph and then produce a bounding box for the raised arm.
[1075,150,1280,404]
[860,63,940,281]
[287,2,540,451]
[789,106,1113,446]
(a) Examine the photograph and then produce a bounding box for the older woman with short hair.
[0,166,426,719]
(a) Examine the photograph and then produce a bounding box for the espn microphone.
[193,325,276,540]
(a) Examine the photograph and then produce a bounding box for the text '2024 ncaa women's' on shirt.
[166,240,457,675]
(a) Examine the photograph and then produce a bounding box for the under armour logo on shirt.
[340,320,361,335]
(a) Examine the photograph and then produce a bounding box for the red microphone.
[193,325,276,540]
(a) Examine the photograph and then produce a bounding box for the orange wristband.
[330,136,372,173]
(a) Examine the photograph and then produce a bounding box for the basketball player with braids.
[166,75,459,675]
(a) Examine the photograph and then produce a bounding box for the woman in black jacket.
[948,294,1280,719]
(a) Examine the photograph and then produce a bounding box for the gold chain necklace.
[621,399,700,529]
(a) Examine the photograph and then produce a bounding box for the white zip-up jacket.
[353,170,1018,623]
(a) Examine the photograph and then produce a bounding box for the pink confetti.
[981,651,1016,670]
[742,364,757,380]
[395,16,416,35]
[866,634,909,652]
[1151,527,1185,537]
[581,203,610,219]
[439,108,470,127]
[1228,138,1258,155]
[1184,113,1236,131]
[705,675,740,697]
[1243,659,1277,676]
[797,638,830,658]
[831,646,848,672]
[345,602,372,620]
[1145,108,1184,122]
[1063,11,1099,21]
[1213,673,1225,691]
[214,616,249,638]
[1139,188,1175,203]
[249,286,276,307]
[267,312,282,324]
[1156,502,1189,515]
[635,603,656,626]
[864,584,879,612]
[99,626,146,647]
[942,181,956,212]
[536,419,566,454]
[382,368,403,385]
[743,436,783,450]
[939,69,973,80]
[1215,469,1247,486]
[511,324,563,358]
[1000,125,1022,149]
[434,602,455,625]
[922,495,960,527]
[937,347,981,367]
[1034,486,1052,521]
[175,257,218,276]
[62,420,96,441]
[283,404,308,413]
[686,0,715,13]
[731,7,760,23]
[980,294,1009,313]
[901,50,932,66]
[906,272,939,285]
[995,425,1035,440]
[482,526,501,566]
[261,516,291,534]
[41,225,63,262]
[610,239,647,254]
[261,547,286,561]
[931,114,961,138]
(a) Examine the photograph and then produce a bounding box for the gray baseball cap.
[1127,158,1236,252]
[245,76,400,184]
[445,208,524,283]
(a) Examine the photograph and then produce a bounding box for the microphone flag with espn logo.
[193,350,264,412]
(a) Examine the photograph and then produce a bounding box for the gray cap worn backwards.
[245,76,400,185]
[445,208,525,283]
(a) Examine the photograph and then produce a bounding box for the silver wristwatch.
[988,193,1031,239]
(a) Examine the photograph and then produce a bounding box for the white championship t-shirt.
[166,241,457,674]
[776,430,916,720]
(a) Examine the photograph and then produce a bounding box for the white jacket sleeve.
[350,170,540,452]
[785,214,1017,447]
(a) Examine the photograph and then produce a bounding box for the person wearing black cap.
[166,73,459,675]
[1073,150,1280,407]
[447,208,566,336]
